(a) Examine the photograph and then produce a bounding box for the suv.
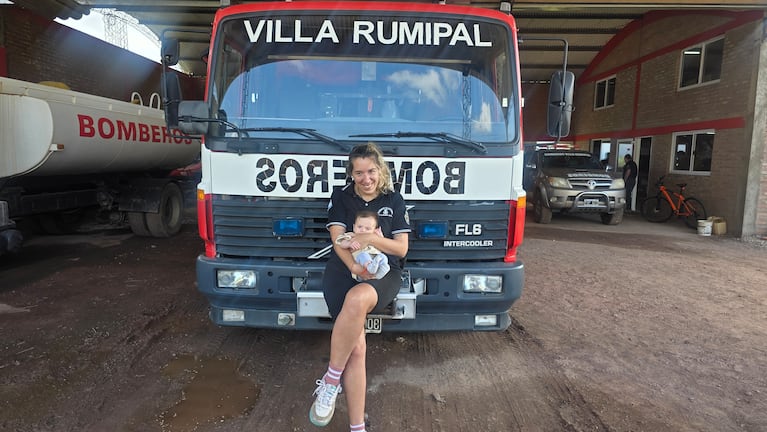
[524,150,626,225]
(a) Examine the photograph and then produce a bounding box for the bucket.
[697,219,713,236]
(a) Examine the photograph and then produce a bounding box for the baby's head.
[353,210,379,234]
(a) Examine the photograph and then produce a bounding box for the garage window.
[670,131,714,174]
[594,76,615,109]
[679,38,724,89]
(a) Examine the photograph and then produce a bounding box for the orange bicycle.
[640,176,706,228]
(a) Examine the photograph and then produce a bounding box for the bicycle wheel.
[641,196,673,222]
[682,197,707,228]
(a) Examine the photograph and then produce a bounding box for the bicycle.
[640,175,707,228]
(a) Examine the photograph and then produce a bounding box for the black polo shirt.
[326,182,411,268]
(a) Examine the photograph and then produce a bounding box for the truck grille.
[211,196,510,261]
[568,178,613,190]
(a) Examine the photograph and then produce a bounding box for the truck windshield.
[207,11,518,147]
[542,154,604,170]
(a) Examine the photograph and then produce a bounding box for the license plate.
[365,317,382,334]
[583,198,601,206]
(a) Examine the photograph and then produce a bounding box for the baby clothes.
[335,233,391,280]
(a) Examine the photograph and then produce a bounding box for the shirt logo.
[378,207,394,218]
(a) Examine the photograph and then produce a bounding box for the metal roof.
[9,0,767,82]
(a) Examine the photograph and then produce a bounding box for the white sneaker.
[309,379,342,427]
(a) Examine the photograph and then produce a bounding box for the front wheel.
[533,194,552,224]
[683,198,707,229]
[641,196,673,223]
[601,208,624,225]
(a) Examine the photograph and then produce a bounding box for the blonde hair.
[347,143,392,194]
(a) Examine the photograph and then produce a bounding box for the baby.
[334,210,390,280]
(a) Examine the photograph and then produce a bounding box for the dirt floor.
[0,212,765,432]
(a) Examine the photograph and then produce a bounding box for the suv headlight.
[612,178,625,188]
[548,177,571,188]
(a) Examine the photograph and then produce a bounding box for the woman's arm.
[353,231,409,258]
[329,225,368,277]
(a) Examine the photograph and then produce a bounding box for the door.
[637,137,652,203]
[617,140,635,210]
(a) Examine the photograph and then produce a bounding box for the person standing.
[623,154,638,212]
[310,143,411,432]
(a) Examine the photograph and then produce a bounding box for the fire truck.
[161,1,573,332]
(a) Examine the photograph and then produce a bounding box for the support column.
[742,20,767,238]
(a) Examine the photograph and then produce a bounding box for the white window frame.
[594,76,616,110]
[669,130,714,176]
[678,37,724,90]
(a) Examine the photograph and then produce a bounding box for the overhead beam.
[519,45,603,52]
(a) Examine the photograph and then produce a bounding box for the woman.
[310,143,411,432]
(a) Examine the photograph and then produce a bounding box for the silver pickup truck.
[524,150,626,225]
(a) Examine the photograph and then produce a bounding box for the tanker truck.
[0,77,200,255]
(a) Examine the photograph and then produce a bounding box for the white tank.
[0,77,199,179]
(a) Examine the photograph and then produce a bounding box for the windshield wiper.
[240,127,350,152]
[350,131,487,154]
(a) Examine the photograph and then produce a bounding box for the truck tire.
[127,212,152,237]
[601,208,624,225]
[145,183,184,238]
[533,195,552,224]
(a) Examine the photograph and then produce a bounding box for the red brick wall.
[0,5,203,103]
[521,83,550,143]
[572,10,766,236]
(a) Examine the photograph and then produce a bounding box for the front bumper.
[196,256,524,332]
[545,188,625,213]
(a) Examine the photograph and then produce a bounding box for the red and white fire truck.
[162,1,572,332]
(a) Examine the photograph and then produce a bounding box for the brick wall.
[521,83,550,142]
[572,10,766,236]
[0,5,203,103]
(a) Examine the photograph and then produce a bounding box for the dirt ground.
[0,212,765,432]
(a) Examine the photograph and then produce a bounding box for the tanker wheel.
[145,183,184,238]
[127,212,152,237]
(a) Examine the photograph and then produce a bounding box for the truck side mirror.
[161,38,180,67]
[547,70,574,138]
[178,101,210,135]
[162,72,181,129]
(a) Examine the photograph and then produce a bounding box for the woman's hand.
[350,232,377,246]
[351,263,374,280]
[352,231,408,258]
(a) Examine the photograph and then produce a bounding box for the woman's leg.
[330,283,377,369]
[343,331,367,427]
[311,283,377,427]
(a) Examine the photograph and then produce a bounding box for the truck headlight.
[548,177,571,188]
[612,178,625,188]
[463,275,503,293]
[217,270,257,288]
